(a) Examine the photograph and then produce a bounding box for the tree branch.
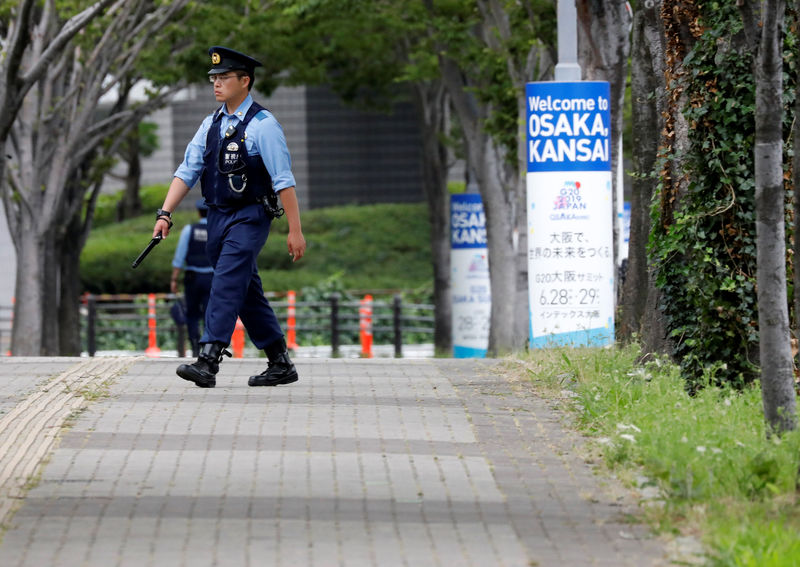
[736,0,761,50]
[74,84,185,166]
[20,0,121,91]
[2,0,37,88]
[0,0,38,138]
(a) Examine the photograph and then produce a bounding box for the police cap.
[208,46,262,75]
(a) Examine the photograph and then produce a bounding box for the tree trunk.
[659,0,699,226]
[432,0,549,355]
[577,0,632,270]
[11,230,45,355]
[58,211,84,356]
[41,226,61,355]
[793,1,800,368]
[440,86,525,355]
[478,141,527,355]
[640,0,699,358]
[116,126,143,221]
[412,81,453,355]
[741,0,797,433]
[619,0,670,352]
[58,153,105,357]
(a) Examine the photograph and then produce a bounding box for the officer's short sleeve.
[172,225,193,269]
[174,115,213,188]
[250,111,296,191]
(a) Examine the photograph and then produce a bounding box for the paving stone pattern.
[0,358,85,417]
[0,358,668,566]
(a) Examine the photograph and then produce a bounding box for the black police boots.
[177,342,231,388]
[248,338,298,387]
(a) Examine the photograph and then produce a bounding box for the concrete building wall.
[305,87,423,208]
[139,106,174,188]
[258,86,310,208]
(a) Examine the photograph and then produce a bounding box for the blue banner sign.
[526,81,611,173]
[526,81,614,348]
[451,194,490,358]
[451,194,487,249]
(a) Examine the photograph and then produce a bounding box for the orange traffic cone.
[232,317,245,358]
[286,290,298,350]
[144,293,161,357]
[359,294,373,358]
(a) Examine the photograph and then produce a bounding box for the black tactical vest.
[185,222,211,268]
[200,102,273,208]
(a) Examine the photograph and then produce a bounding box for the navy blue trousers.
[183,270,212,349]
[200,203,284,349]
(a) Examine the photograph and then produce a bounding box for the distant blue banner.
[451,193,487,249]
[526,82,611,173]
[451,193,490,358]
[454,345,489,358]
[529,325,614,348]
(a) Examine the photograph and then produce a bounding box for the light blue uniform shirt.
[172,218,214,273]
[173,93,296,192]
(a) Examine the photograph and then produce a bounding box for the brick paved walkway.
[0,357,668,566]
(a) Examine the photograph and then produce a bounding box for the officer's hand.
[153,218,171,238]
[287,231,306,262]
[170,280,178,294]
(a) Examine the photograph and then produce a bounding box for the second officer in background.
[170,198,214,357]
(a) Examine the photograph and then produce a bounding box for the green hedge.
[92,184,169,228]
[81,199,433,294]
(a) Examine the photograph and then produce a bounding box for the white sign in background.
[451,194,491,357]
[526,81,614,347]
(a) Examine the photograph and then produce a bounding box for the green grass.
[509,346,800,566]
[81,184,432,295]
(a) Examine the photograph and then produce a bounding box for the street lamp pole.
[554,0,581,81]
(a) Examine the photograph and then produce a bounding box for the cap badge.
[211,52,221,65]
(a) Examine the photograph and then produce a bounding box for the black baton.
[131,235,163,269]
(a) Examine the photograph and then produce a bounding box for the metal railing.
[81,292,434,357]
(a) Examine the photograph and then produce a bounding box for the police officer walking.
[170,198,214,358]
[152,46,306,388]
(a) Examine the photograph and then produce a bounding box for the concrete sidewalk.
[0,357,668,566]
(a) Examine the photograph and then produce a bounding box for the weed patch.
[511,345,800,566]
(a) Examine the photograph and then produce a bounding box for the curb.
[0,357,136,528]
